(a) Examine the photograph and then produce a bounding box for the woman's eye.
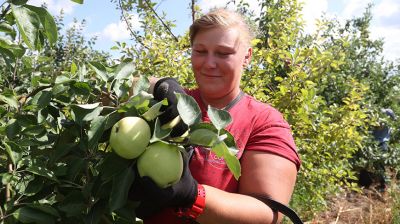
[217,52,232,56]
[194,50,206,54]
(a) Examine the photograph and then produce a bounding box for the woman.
[131,8,301,224]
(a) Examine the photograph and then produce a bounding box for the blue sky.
[30,0,400,61]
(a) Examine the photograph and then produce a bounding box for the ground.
[308,184,398,224]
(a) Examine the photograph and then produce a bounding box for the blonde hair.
[189,8,254,47]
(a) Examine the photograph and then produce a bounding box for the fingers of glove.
[168,152,198,208]
[170,121,189,138]
[139,176,173,204]
[158,106,179,126]
[127,166,145,201]
[135,201,163,219]
[153,78,185,103]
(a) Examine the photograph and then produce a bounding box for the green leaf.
[114,61,135,80]
[142,99,165,121]
[27,204,60,218]
[50,143,78,164]
[11,0,28,5]
[13,207,55,224]
[131,75,150,97]
[109,166,135,212]
[26,165,58,182]
[21,125,46,136]
[71,0,84,4]
[30,90,52,109]
[188,128,219,147]
[97,153,131,182]
[208,106,232,130]
[57,191,86,217]
[16,114,37,126]
[54,75,72,84]
[71,103,103,125]
[89,61,108,82]
[11,4,41,50]
[84,200,107,224]
[104,111,123,130]
[72,81,92,96]
[0,92,18,109]
[24,177,45,196]
[4,141,23,165]
[88,116,107,149]
[25,5,58,46]
[150,117,171,143]
[6,119,21,139]
[212,141,241,180]
[0,22,14,33]
[70,61,78,74]
[175,93,201,126]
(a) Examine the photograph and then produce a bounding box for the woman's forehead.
[193,27,243,46]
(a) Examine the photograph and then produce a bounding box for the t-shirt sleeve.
[245,106,301,170]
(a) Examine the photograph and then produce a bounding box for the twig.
[369,204,372,224]
[143,0,178,42]
[191,0,196,23]
[118,0,149,51]
[6,164,13,202]
[0,4,10,21]
[0,202,4,221]
[341,207,362,213]
[334,206,342,224]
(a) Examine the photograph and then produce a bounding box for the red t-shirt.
[187,89,300,193]
[143,89,300,223]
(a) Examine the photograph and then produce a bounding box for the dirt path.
[309,187,396,224]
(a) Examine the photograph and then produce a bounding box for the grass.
[305,179,400,223]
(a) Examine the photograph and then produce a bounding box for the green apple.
[109,116,151,159]
[137,141,183,188]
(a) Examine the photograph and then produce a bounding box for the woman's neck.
[200,88,240,109]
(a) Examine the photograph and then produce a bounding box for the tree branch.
[118,0,149,51]
[191,0,196,23]
[0,4,10,21]
[143,0,178,42]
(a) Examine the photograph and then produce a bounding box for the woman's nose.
[204,54,217,68]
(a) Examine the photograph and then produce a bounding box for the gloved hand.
[128,150,198,219]
[153,78,189,138]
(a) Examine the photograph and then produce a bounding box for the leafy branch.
[143,0,178,42]
[117,0,149,51]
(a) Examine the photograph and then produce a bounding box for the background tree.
[1,0,399,223]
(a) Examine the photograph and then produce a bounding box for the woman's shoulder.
[239,94,287,125]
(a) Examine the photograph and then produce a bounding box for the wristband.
[176,184,206,221]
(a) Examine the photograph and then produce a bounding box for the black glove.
[153,78,189,138]
[128,150,198,219]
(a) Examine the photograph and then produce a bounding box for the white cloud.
[101,14,141,42]
[370,26,400,61]
[374,0,400,18]
[300,0,329,33]
[341,0,373,19]
[198,0,230,12]
[29,0,77,15]
[371,0,400,61]
[198,0,259,14]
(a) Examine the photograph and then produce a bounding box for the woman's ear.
[243,47,253,66]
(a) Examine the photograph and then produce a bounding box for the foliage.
[0,2,239,223]
[1,0,399,223]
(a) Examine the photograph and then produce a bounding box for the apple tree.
[0,1,241,223]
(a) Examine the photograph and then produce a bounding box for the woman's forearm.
[196,185,278,224]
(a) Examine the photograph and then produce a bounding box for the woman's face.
[191,27,252,100]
